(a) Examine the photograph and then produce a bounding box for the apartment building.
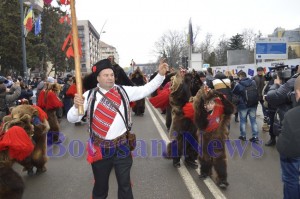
[99,41,120,64]
[269,26,300,58]
[77,20,100,74]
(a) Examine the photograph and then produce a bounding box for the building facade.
[269,27,300,58]
[78,20,100,74]
[99,41,120,64]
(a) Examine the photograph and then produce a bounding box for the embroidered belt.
[92,132,127,149]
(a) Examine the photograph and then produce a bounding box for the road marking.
[146,99,228,199]
[145,101,205,199]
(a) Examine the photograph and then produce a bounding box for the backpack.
[242,81,259,107]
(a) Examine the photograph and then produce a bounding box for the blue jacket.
[232,77,257,110]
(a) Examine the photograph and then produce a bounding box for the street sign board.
[203,64,210,68]
[255,38,287,60]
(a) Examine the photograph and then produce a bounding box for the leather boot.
[265,138,276,146]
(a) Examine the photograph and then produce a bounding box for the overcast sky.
[66,0,300,67]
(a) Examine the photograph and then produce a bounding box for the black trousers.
[91,146,133,199]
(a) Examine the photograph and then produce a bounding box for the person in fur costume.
[193,86,235,189]
[131,67,147,116]
[164,71,199,169]
[37,81,63,145]
[0,114,35,199]
[4,103,50,175]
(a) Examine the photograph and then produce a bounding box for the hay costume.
[193,87,235,189]
[164,72,199,168]
[0,113,35,199]
[37,82,63,145]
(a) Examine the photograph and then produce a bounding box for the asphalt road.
[17,100,283,199]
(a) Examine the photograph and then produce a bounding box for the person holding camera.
[276,75,300,198]
[266,65,300,130]
[262,75,278,146]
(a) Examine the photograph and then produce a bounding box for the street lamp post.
[99,20,107,60]
[19,0,28,83]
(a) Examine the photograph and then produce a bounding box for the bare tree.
[154,30,186,68]
[214,35,229,66]
[194,33,214,63]
[242,28,257,50]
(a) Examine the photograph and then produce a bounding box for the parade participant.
[164,71,199,169]
[130,67,147,116]
[193,86,235,189]
[108,55,134,86]
[277,75,300,198]
[37,77,63,145]
[67,58,168,199]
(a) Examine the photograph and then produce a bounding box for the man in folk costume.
[67,59,168,199]
[193,86,235,189]
[37,77,63,145]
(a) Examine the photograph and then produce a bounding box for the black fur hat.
[91,59,113,76]
[83,59,114,90]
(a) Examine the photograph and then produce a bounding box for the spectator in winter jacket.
[232,71,259,143]
[277,75,300,199]
[253,67,267,130]
[0,81,21,121]
[206,67,214,89]
[212,72,232,101]
[18,82,33,104]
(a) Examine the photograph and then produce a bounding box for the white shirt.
[67,73,165,140]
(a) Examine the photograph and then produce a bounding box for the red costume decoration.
[149,88,170,110]
[0,126,34,161]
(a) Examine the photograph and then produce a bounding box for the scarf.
[91,86,121,138]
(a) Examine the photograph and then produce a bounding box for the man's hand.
[73,93,84,109]
[158,58,169,76]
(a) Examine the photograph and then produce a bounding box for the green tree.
[0,1,71,78]
[228,33,245,50]
[207,52,216,66]
[40,5,71,77]
[0,0,23,76]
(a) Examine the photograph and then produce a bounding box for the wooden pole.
[70,0,84,115]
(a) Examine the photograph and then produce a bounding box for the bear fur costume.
[193,87,235,188]
[0,114,35,199]
[3,104,50,175]
[37,82,63,145]
[165,72,199,168]
[131,67,147,116]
